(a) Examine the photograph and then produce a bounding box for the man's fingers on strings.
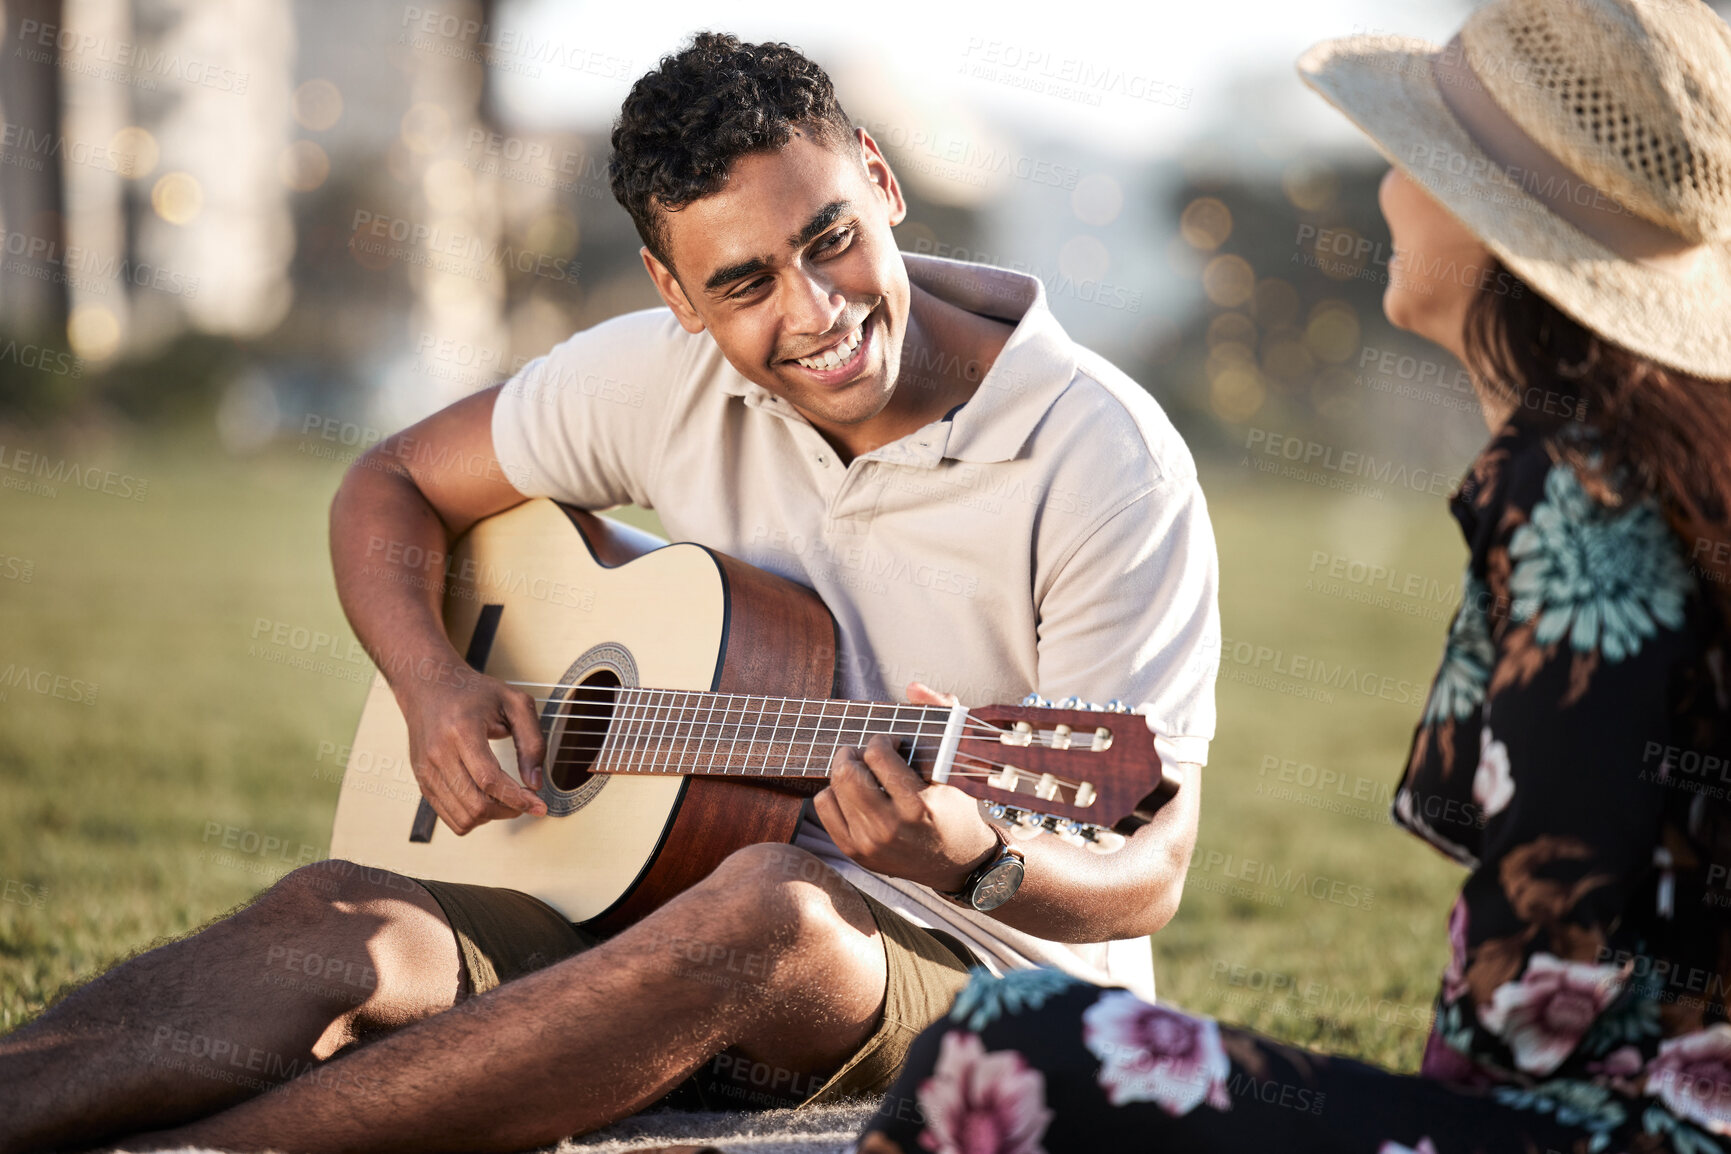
[812,785,855,850]
[859,734,925,802]
[469,738,547,818]
[501,685,547,790]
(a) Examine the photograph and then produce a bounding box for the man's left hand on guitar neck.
[813,682,1200,943]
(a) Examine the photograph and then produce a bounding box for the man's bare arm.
[818,720,1198,943]
[329,384,549,834]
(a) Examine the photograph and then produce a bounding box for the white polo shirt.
[492,253,1219,1001]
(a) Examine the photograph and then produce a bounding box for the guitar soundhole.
[550,669,620,792]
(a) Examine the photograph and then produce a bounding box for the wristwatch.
[939,824,1025,912]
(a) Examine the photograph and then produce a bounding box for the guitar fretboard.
[552,687,961,780]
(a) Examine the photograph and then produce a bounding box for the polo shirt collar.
[902,253,1076,464]
[713,252,1078,464]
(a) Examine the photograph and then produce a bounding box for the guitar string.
[541,741,1093,794]
[501,683,1125,754]
[489,682,1110,792]
[499,681,1112,736]
[519,700,1088,744]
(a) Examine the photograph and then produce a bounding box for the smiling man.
[0,33,1219,1154]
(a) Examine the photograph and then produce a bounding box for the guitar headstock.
[917,696,1183,854]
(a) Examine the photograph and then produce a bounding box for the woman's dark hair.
[1462,261,1731,605]
[608,32,857,269]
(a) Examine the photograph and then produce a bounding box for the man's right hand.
[397,670,548,835]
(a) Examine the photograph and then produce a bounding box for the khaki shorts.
[416,876,975,1109]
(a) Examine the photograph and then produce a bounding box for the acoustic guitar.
[328,499,1181,933]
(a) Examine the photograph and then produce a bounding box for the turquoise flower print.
[1507,463,1690,662]
[949,967,1082,1032]
[1423,571,1495,726]
[1491,1080,1627,1153]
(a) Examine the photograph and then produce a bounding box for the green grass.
[0,431,1469,1070]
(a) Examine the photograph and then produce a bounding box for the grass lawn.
[0,428,1470,1070]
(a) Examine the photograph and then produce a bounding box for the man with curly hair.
[0,33,1218,1153]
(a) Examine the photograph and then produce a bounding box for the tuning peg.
[1057,695,1084,709]
[1021,693,1050,708]
[1011,809,1047,837]
[1105,699,1130,713]
[1082,828,1127,854]
[1051,819,1090,847]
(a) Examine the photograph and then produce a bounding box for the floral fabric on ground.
[856,418,1731,1154]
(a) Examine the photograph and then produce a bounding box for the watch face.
[971,858,1026,911]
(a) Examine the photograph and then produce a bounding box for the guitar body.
[328,499,839,934]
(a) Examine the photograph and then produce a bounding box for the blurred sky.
[492,0,1478,160]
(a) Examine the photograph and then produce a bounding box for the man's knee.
[254,859,437,929]
[690,844,874,954]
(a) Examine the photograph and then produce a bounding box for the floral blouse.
[854,416,1731,1154]
[1397,416,1731,1138]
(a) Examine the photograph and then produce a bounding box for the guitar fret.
[712,692,728,771]
[595,688,614,774]
[629,689,650,773]
[679,690,699,774]
[743,695,760,774]
[646,689,667,773]
[712,692,732,774]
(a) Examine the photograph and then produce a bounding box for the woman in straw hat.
[851,1,1731,1151]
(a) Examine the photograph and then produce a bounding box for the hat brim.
[1297,35,1731,382]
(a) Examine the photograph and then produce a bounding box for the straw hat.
[1297,0,1731,381]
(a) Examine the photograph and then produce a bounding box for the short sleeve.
[490,308,698,510]
[1032,474,1221,768]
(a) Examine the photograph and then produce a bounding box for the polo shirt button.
[816,454,828,465]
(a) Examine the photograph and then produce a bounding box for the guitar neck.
[555,687,966,782]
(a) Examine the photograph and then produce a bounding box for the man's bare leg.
[0,859,463,1153]
[133,843,892,1154]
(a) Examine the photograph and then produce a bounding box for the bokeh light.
[108,127,158,180]
[1179,196,1232,250]
[67,305,121,361]
[1070,173,1123,227]
[279,140,331,192]
[150,172,203,225]
[293,79,344,132]
[401,103,452,155]
[1202,254,1255,308]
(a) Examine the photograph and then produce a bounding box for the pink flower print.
[1478,954,1624,1075]
[916,1031,1052,1154]
[1082,990,1232,1114]
[1442,897,1469,1003]
[1378,1141,1439,1154]
[1645,1024,1731,1135]
[1591,1045,1645,1078]
[1472,727,1513,819]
